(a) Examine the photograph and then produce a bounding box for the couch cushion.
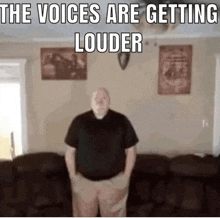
[0,203,24,217]
[175,208,203,217]
[166,177,185,207]
[27,171,59,208]
[181,179,204,211]
[150,203,175,217]
[0,159,15,183]
[135,180,151,202]
[205,184,220,216]
[134,154,170,176]
[170,155,218,177]
[0,182,17,205]
[127,203,155,217]
[27,206,64,217]
[151,180,167,204]
[13,152,66,176]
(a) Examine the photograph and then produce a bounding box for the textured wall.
[0,37,218,156]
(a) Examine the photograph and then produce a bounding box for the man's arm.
[65,146,77,178]
[124,146,137,175]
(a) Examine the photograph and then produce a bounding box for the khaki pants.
[70,172,130,217]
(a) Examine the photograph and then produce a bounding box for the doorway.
[0,59,27,159]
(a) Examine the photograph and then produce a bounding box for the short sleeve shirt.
[65,109,139,180]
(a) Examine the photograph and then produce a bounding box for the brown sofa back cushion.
[0,160,15,183]
[134,154,170,176]
[170,155,219,177]
[13,152,66,176]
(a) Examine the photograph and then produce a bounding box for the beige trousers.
[70,172,130,217]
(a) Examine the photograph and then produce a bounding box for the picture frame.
[41,47,87,80]
[158,45,192,95]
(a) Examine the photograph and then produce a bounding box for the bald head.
[91,88,110,116]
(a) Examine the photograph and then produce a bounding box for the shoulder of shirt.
[74,110,93,120]
[108,109,128,120]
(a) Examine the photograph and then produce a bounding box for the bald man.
[65,88,138,217]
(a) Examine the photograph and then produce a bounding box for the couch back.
[0,152,220,216]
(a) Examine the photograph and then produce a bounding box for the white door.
[0,83,21,158]
[0,59,27,159]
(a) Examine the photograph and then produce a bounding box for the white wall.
[0,37,218,156]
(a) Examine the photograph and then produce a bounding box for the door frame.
[213,55,220,156]
[0,59,28,154]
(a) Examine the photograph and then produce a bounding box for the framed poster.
[41,48,87,80]
[158,45,192,95]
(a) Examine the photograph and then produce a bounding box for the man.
[65,87,138,217]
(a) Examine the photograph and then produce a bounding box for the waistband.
[80,171,123,181]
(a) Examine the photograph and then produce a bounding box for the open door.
[0,59,27,159]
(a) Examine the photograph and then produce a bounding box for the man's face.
[91,89,110,116]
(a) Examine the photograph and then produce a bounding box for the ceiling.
[1,0,220,42]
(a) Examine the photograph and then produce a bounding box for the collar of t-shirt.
[93,109,111,120]
[95,114,105,120]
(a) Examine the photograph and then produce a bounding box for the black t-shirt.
[65,109,139,180]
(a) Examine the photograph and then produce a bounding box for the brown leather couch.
[0,152,220,216]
